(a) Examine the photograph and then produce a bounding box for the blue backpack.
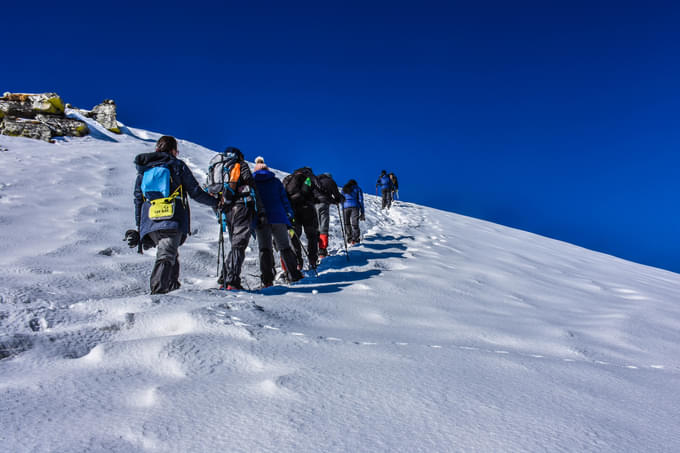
[141,165,182,221]
[141,166,171,200]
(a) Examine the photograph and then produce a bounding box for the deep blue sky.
[4,1,679,273]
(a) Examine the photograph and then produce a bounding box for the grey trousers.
[256,222,293,253]
[148,230,182,294]
[256,223,302,285]
[343,207,361,243]
[315,203,330,235]
[381,188,392,209]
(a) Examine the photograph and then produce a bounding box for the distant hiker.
[389,172,399,201]
[342,179,365,245]
[252,157,304,287]
[283,167,321,270]
[376,170,393,210]
[314,172,345,258]
[128,135,218,294]
[205,146,264,290]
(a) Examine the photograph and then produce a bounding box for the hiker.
[127,135,219,294]
[206,146,264,290]
[252,157,304,287]
[376,170,393,210]
[389,172,399,201]
[314,172,345,258]
[342,179,365,245]
[283,167,321,270]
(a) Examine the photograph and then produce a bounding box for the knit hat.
[254,156,267,172]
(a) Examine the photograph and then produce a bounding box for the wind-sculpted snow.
[1,123,680,452]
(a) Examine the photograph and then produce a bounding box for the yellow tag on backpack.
[148,186,182,221]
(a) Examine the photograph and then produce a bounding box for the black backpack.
[283,172,312,205]
[284,168,321,206]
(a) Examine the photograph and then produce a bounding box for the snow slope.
[1,120,679,452]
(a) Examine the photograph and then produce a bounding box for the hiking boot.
[226,282,244,291]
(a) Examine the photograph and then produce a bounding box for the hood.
[253,169,276,181]
[343,181,357,194]
[134,152,174,172]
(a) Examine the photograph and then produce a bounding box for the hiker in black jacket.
[389,172,399,201]
[127,135,218,294]
[283,167,321,270]
[314,173,344,258]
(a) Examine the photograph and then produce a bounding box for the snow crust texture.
[1,122,680,452]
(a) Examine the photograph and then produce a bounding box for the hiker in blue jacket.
[252,157,304,286]
[127,135,219,294]
[342,179,365,245]
[376,170,393,210]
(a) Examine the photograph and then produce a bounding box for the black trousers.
[223,202,254,287]
[290,203,319,269]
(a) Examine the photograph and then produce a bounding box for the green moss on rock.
[76,123,90,136]
[46,96,65,114]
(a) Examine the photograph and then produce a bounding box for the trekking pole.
[137,227,143,255]
[289,228,319,277]
[217,217,224,277]
[336,204,350,261]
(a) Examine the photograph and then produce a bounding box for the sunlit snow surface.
[1,119,680,452]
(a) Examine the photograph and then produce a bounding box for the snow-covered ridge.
[1,122,679,452]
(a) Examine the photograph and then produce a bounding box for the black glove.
[360,213,365,221]
[142,236,154,250]
[124,229,140,248]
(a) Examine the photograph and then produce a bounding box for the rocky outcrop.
[70,99,122,134]
[0,115,89,141]
[90,99,120,133]
[37,114,89,137]
[0,92,65,118]
[0,118,52,141]
[0,92,91,142]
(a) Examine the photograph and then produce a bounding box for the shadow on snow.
[261,234,408,295]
